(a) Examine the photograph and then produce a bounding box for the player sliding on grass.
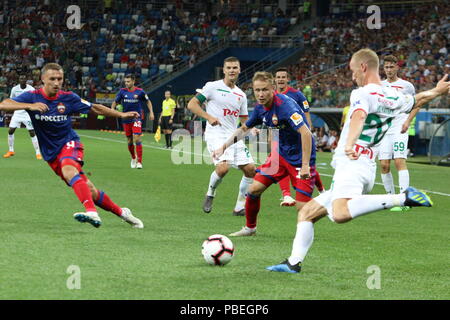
[213,71,317,237]
[0,63,144,229]
[266,48,450,273]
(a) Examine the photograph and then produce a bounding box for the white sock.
[31,135,41,155]
[347,194,406,219]
[398,170,409,193]
[207,171,222,197]
[234,176,253,211]
[288,221,314,265]
[8,134,14,152]
[381,172,395,194]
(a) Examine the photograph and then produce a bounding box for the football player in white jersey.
[379,55,416,211]
[187,57,256,216]
[3,75,42,159]
[267,48,449,273]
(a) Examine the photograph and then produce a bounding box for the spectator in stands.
[322,129,339,152]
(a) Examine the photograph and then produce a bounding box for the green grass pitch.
[0,127,449,300]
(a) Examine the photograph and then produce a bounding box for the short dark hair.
[125,74,136,80]
[223,56,240,66]
[383,55,398,65]
[275,67,290,78]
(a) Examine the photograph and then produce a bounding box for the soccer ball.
[202,234,234,266]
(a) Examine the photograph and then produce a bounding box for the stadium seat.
[87,57,93,63]
[290,17,297,25]
[141,68,149,76]
[82,66,89,75]
[100,27,108,35]
[113,63,120,72]
[150,25,157,31]
[132,14,139,21]
[120,63,128,71]
[130,53,137,60]
[159,64,166,71]
[146,4,152,10]
[166,64,174,73]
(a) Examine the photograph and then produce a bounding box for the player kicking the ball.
[213,71,316,237]
[0,63,144,229]
[266,49,449,273]
[188,57,256,216]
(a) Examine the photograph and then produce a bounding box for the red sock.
[245,193,261,229]
[278,176,291,197]
[136,142,142,163]
[69,175,97,213]
[94,190,123,216]
[128,143,136,159]
[315,170,324,192]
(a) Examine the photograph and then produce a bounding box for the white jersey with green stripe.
[381,78,415,135]
[197,79,248,141]
[334,83,414,162]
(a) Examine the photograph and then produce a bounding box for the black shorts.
[161,116,172,130]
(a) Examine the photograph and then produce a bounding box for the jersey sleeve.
[239,94,248,117]
[11,91,35,103]
[400,93,415,114]
[115,90,123,103]
[282,100,306,131]
[245,107,262,128]
[196,82,214,104]
[406,82,416,95]
[349,89,370,118]
[296,91,310,113]
[70,93,92,114]
[140,90,150,102]
[9,87,16,98]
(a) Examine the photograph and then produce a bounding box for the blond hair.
[252,71,274,85]
[351,48,379,70]
[41,63,64,75]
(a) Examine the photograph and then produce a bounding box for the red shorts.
[123,120,142,136]
[48,140,85,185]
[255,152,317,202]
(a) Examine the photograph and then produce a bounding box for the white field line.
[79,133,450,198]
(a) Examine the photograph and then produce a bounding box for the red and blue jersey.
[12,88,92,161]
[114,87,149,124]
[276,87,310,114]
[246,93,316,167]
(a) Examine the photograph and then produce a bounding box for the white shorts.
[206,137,254,168]
[378,133,409,160]
[315,155,376,221]
[9,112,34,130]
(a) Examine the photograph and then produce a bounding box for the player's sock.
[94,190,123,216]
[278,176,291,197]
[288,221,314,265]
[207,171,222,197]
[347,194,406,219]
[165,134,170,148]
[128,143,136,159]
[169,133,173,147]
[31,135,40,155]
[381,172,395,194]
[315,170,325,192]
[398,170,409,193]
[136,142,143,163]
[234,176,253,211]
[245,193,261,228]
[69,174,97,213]
[8,134,14,152]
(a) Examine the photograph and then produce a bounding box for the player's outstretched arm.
[187,96,221,126]
[413,74,449,110]
[212,124,250,160]
[0,99,48,113]
[91,103,139,119]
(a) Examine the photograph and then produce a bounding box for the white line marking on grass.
[79,133,450,198]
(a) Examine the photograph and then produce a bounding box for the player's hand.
[122,111,140,119]
[28,102,48,113]
[208,116,221,126]
[212,145,226,160]
[435,74,450,95]
[345,145,360,160]
[401,121,410,134]
[169,119,173,124]
[149,112,155,121]
[250,127,261,136]
[299,165,310,180]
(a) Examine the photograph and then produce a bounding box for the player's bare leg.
[134,134,143,169]
[28,129,42,159]
[203,161,229,213]
[230,180,268,237]
[233,163,256,216]
[127,135,137,168]
[380,159,395,194]
[3,127,16,158]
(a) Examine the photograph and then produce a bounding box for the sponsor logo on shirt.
[290,112,303,126]
[303,100,309,110]
[223,108,239,117]
[35,114,68,121]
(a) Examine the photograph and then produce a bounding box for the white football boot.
[280,195,296,207]
[229,226,256,237]
[73,211,102,228]
[121,208,144,228]
[136,162,143,169]
[131,158,137,168]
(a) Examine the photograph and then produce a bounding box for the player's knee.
[243,165,256,178]
[8,128,15,135]
[394,158,407,171]
[216,163,229,177]
[380,162,390,174]
[298,203,315,222]
[331,202,351,224]
[61,165,79,182]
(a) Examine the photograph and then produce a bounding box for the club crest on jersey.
[57,103,66,114]
[134,94,138,99]
[272,114,278,126]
